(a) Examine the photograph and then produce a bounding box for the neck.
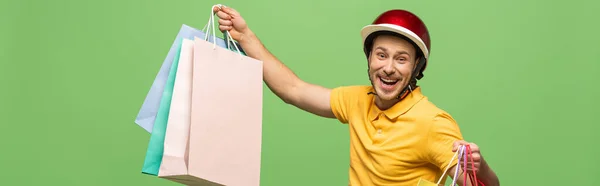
[374,97,400,111]
[373,84,415,110]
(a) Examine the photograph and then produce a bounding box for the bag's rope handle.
[467,145,485,186]
[467,145,476,186]
[218,4,242,55]
[200,12,212,40]
[450,145,465,186]
[225,28,242,55]
[460,145,485,186]
[201,4,242,55]
[463,144,468,186]
[436,145,463,185]
[202,5,218,48]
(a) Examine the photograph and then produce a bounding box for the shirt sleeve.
[329,86,357,124]
[426,112,465,172]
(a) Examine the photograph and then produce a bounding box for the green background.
[1,0,598,185]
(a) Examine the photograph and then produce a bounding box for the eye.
[377,53,386,59]
[396,57,408,63]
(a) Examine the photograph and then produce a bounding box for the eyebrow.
[375,46,410,56]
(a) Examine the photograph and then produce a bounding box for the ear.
[367,51,375,66]
[413,56,421,68]
[414,57,426,80]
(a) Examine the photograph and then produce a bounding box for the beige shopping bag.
[159,34,262,186]
[188,34,263,185]
[158,38,195,178]
[158,4,262,185]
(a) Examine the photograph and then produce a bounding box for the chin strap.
[368,57,427,100]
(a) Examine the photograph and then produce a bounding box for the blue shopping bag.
[134,24,245,133]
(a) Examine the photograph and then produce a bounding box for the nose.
[383,62,395,76]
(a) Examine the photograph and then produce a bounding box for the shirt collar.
[368,86,425,121]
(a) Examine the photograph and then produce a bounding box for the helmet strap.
[394,57,426,100]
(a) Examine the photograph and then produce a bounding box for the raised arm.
[214,6,335,118]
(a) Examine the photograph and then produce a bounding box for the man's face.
[368,34,417,101]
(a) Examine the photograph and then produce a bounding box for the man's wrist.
[477,159,490,177]
[476,159,500,186]
[239,29,257,46]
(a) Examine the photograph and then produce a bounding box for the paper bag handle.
[435,145,486,186]
[436,145,464,185]
[449,145,465,186]
[202,4,243,55]
[461,145,485,186]
[224,29,242,55]
[201,5,218,46]
[467,145,486,186]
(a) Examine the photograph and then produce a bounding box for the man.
[214,6,500,186]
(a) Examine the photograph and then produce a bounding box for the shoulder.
[329,85,373,124]
[411,97,459,128]
[330,85,373,101]
[411,97,446,117]
[415,98,463,141]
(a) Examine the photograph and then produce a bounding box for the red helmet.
[361,9,431,79]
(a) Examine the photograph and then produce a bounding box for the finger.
[222,6,240,17]
[219,25,232,32]
[452,141,460,151]
[467,163,480,172]
[455,140,468,146]
[216,11,232,20]
[469,143,480,153]
[453,140,467,151]
[212,6,220,13]
[465,167,479,173]
[465,161,480,167]
[471,153,481,162]
[465,162,480,168]
[218,19,233,26]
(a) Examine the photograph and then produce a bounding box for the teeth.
[381,78,397,83]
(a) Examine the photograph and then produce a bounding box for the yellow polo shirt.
[330,85,464,186]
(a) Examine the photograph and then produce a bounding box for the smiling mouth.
[380,77,399,86]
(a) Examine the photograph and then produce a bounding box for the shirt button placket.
[372,114,386,145]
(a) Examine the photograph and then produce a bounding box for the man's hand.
[452,140,483,173]
[452,140,500,186]
[213,5,250,43]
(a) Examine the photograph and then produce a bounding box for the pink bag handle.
[463,145,485,186]
[463,145,468,186]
